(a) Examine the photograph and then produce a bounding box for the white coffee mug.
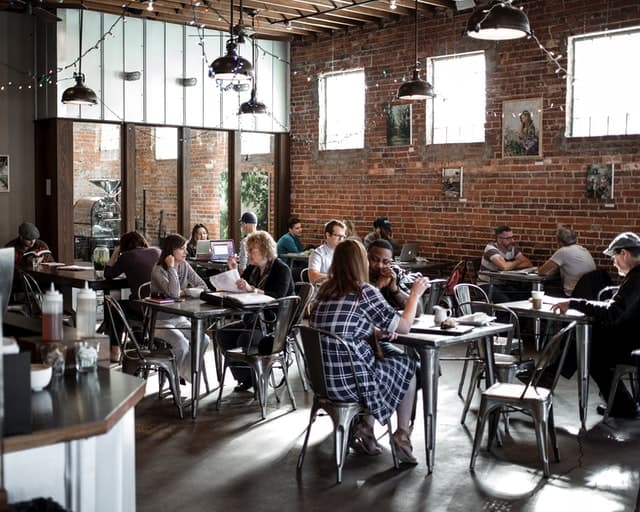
[433,305,452,325]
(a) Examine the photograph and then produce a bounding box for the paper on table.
[57,265,94,271]
[209,268,243,292]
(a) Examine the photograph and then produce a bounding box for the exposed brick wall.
[289,0,640,273]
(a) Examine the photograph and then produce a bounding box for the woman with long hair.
[310,239,429,463]
[186,223,209,258]
[151,233,209,381]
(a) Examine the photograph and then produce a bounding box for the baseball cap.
[373,216,391,230]
[19,222,40,240]
[239,212,258,224]
[603,232,640,256]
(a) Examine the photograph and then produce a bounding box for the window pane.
[428,52,485,144]
[569,27,640,136]
[319,70,365,150]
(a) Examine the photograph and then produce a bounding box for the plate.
[457,313,496,326]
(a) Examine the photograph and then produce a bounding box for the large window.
[318,69,365,150]
[567,27,640,137]
[426,52,485,144]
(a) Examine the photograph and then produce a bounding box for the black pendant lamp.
[465,0,531,41]
[397,0,433,101]
[239,10,267,115]
[62,7,98,106]
[210,0,253,81]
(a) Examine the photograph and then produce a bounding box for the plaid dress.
[310,283,416,424]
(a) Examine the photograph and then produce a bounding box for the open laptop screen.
[210,240,235,261]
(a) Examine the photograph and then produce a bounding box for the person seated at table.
[276,216,304,263]
[343,218,361,241]
[307,220,346,284]
[310,239,429,463]
[363,216,401,257]
[186,223,209,258]
[551,232,640,419]
[217,230,294,392]
[368,239,426,315]
[151,234,210,383]
[238,211,258,273]
[5,222,54,266]
[537,225,596,297]
[104,231,160,362]
[477,225,533,302]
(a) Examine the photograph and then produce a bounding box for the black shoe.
[234,381,253,392]
[596,402,640,419]
[179,377,187,386]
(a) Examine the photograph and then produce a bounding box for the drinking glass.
[92,246,110,279]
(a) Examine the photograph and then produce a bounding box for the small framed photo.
[442,167,463,198]
[502,98,542,157]
[0,155,9,192]
[586,163,614,200]
[386,104,412,146]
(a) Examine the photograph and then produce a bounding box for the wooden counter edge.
[4,374,147,453]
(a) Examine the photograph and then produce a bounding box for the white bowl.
[31,363,52,392]
[185,287,204,298]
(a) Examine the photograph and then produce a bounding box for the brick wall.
[289,0,640,271]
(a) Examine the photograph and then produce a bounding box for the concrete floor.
[134,344,640,512]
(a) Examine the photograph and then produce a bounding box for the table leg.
[576,322,591,430]
[419,347,439,474]
[190,319,205,419]
[531,283,544,351]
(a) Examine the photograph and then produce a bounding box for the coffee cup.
[433,305,452,325]
[531,290,544,309]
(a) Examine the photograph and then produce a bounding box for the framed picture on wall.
[0,155,9,192]
[386,104,412,146]
[586,163,614,200]
[502,98,542,157]
[442,167,463,198]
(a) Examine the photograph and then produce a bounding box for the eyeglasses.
[331,233,346,240]
[498,236,514,240]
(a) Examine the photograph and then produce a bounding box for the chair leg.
[532,402,551,478]
[470,398,491,472]
[332,408,361,484]
[297,402,320,470]
[457,344,474,399]
[548,406,560,462]
[461,362,483,424]
[293,332,309,392]
[604,366,628,423]
[216,363,228,411]
[385,419,399,469]
[163,367,183,419]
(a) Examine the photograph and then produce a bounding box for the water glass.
[40,342,67,377]
[75,340,100,372]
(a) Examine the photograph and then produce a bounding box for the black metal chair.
[103,295,184,418]
[285,282,316,392]
[216,296,300,419]
[470,321,576,478]
[297,325,399,483]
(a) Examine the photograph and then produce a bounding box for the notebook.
[195,240,212,261]
[399,242,419,262]
[209,239,235,261]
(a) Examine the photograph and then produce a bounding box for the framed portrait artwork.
[586,163,614,200]
[502,98,542,157]
[0,155,8,192]
[386,104,412,146]
[442,167,463,198]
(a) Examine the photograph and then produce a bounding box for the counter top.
[4,369,146,453]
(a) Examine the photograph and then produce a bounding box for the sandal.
[392,428,418,465]
[350,422,382,456]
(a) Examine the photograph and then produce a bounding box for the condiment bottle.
[76,281,97,338]
[42,283,63,341]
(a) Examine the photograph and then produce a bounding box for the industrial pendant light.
[210,0,253,81]
[397,0,434,101]
[465,0,531,41]
[239,10,267,115]
[62,6,98,106]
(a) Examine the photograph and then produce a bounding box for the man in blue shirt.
[276,216,303,264]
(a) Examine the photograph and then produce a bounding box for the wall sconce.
[123,71,142,81]
[178,77,198,87]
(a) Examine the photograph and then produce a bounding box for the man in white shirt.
[237,211,257,272]
[308,220,346,283]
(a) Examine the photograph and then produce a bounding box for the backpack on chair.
[443,259,477,297]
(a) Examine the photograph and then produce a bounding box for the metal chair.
[103,295,183,418]
[300,267,310,283]
[285,281,316,392]
[296,325,399,483]
[216,296,299,419]
[470,321,576,478]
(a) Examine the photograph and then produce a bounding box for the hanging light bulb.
[465,0,531,41]
[61,6,98,106]
[239,10,267,115]
[209,0,253,81]
[397,0,434,100]
[146,0,154,12]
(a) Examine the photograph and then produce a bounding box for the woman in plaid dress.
[310,239,430,463]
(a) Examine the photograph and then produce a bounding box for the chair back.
[298,325,364,399]
[300,268,310,283]
[423,278,447,314]
[293,282,315,324]
[0,247,14,317]
[572,268,612,300]
[20,270,44,317]
[597,285,619,301]
[103,295,147,361]
[454,283,489,316]
[137,281,151,299]
[267,295,300,354]
[466,301,520,357]
[521,321,577,398]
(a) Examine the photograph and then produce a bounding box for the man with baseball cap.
[551,231,640,419]
[363,216,401,257]
[237,212,258,272]
[5,222,54,266]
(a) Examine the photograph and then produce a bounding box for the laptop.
[195,240,212,261]
[399,242,419,262]
[209,239,235,262]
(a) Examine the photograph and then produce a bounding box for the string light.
[146,0,154,12]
